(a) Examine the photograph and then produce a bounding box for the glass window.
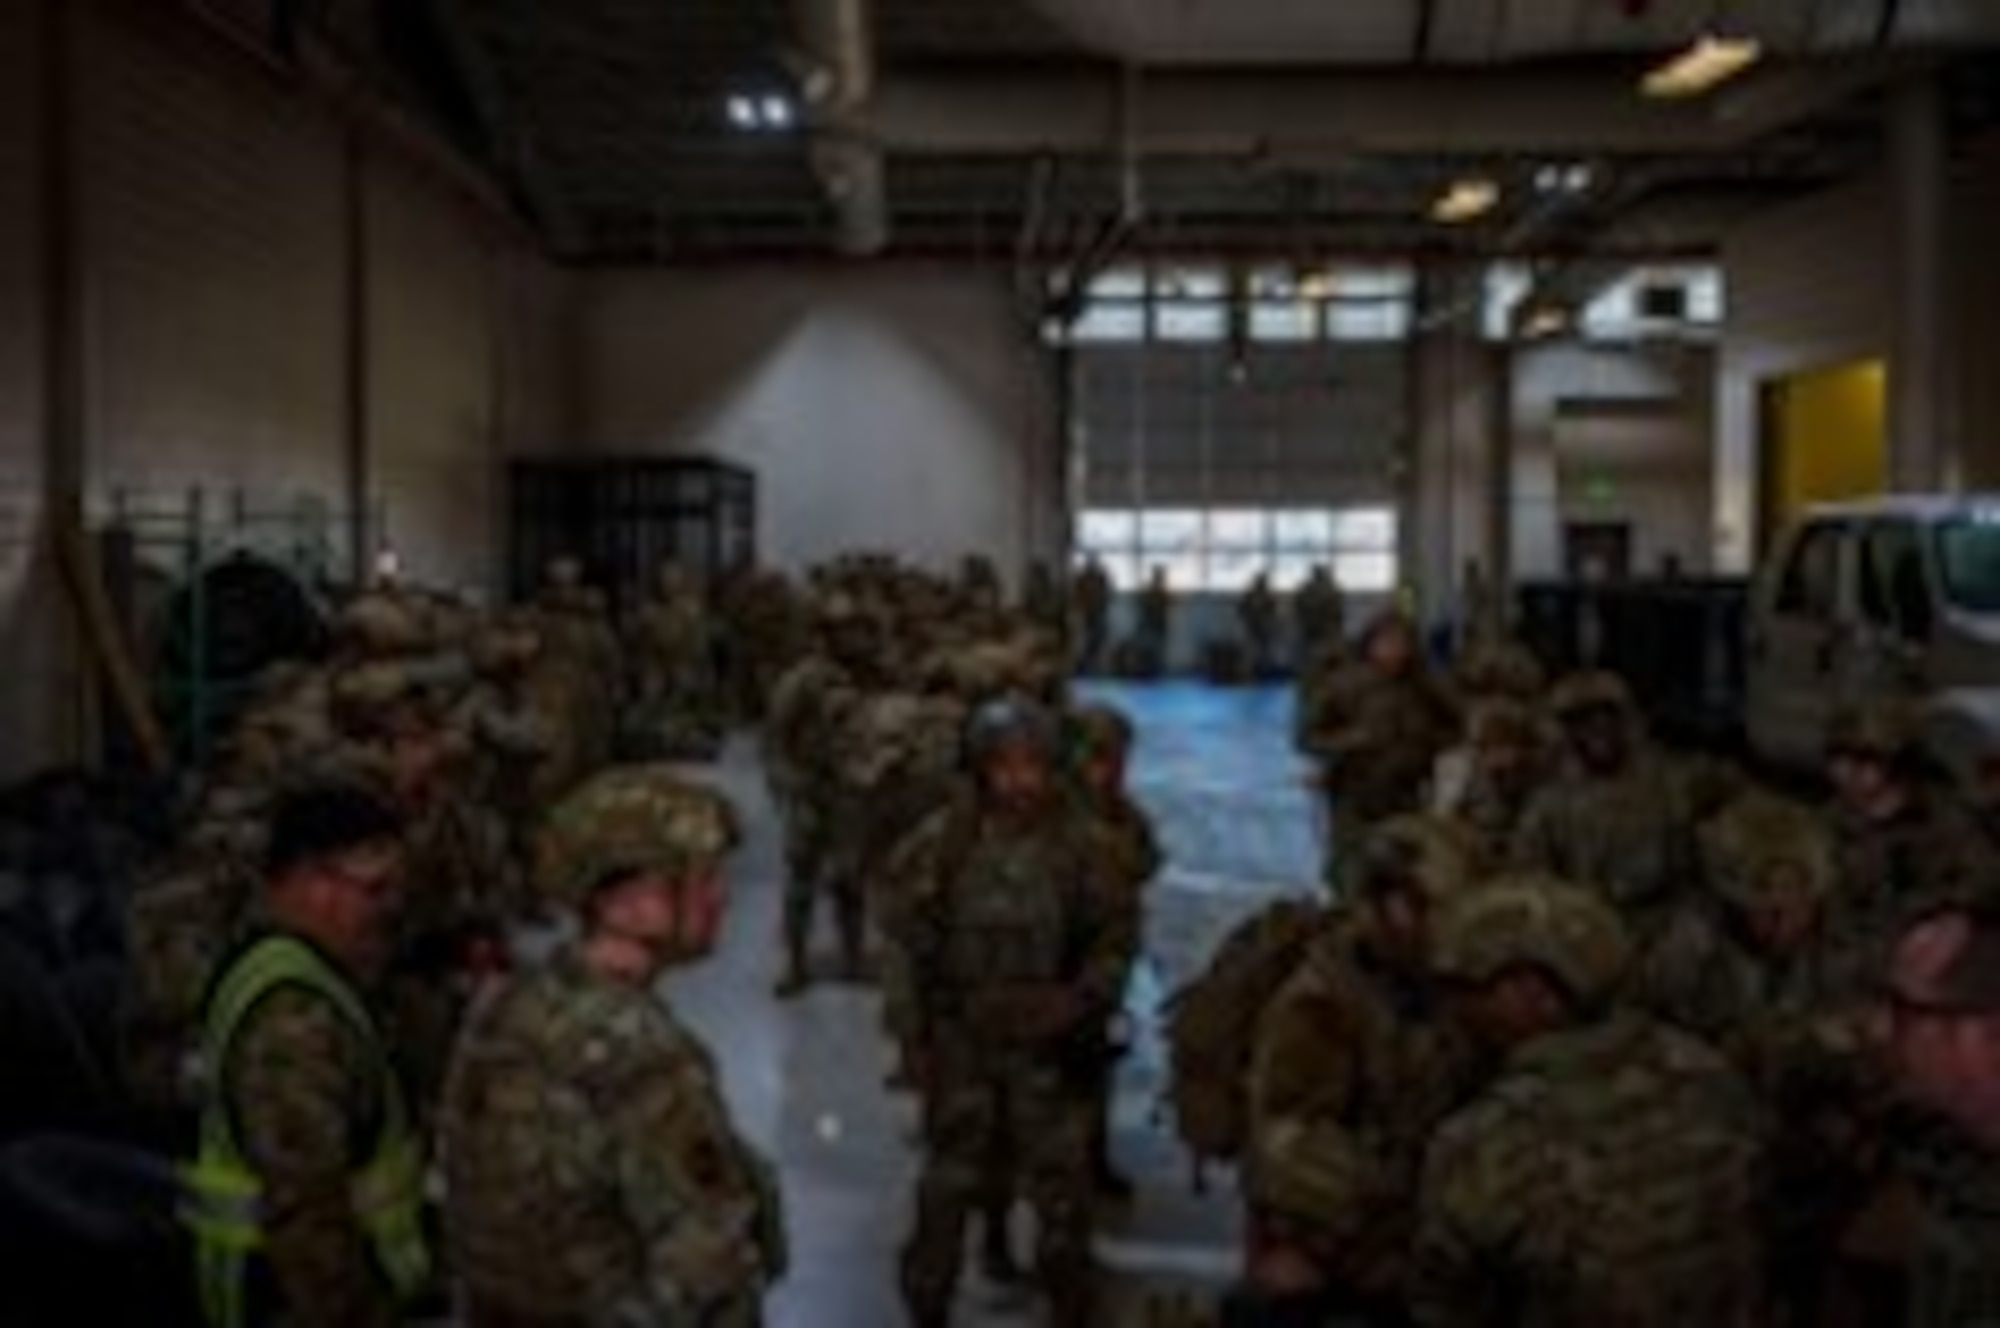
[1088,266,1147,300]
[1154,265,1227,300]
[1335,265,1415,301]
[1775,522,1846,619]
[1860,521,1933,641]
[1079,508,1137,549]
[1333,551,1398,593]
[1935,519,2000,613]
[1070,302,1146,343]
[1685,267,1724,325]
[1273,510,1334,546]
[1208,548,1266,593]
[1209,509,1270,549]
[1249,300,1316,343]
[1145,552,1203,592]
[1155,301,1227,343]
[1095,551,1145,591]
[1269,551,1320,590]
[1327,300,1412,342]
[1333,507,1397,549]
[1138,508,1204,550]
[1483,263,1535,341]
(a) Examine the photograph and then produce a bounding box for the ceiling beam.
[866,59,1914,157]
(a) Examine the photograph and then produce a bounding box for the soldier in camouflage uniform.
[179,780,432,1328]
[1879,903,2000,1328]
[1291,564,1344,673]
[895,699,1134,1328]
[1233,815,1482,1328]
[1302,612,1458,891]
[626,560,720,759]
[1822,700,1996,999]
[442,766,786,1326]
[1412,874,1767,1328]
[763,627,866,996]
[1510,670,1703,973]
[1065,701,1162,1200]
[1438,698,1550,873]
[1136,565,1174,668]
[1239,571,1280,676]
[1070,555,1113,675]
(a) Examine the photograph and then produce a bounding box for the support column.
[39,0,87,758]
[1889,74,1955,492]
[1408,262,1504,629]
[342,127,372,583]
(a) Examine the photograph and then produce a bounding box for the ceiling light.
[1641,33,1762,100]
[726,95,758,130]
[1432,178,1501,224]
[1522,305,1570,340]
[1298,271,1337,302]
[761,95,795,129]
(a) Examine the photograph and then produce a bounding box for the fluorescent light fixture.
[1298,271,1337,302]
[726,94,758,130]
[1432,178,1501,224]
[1641,33,1762,100]
[761,95,794,129]
[1522,305,1570,339]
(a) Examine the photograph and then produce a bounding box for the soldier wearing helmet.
[1511,670,1703,969]
[441,767,785,1326]
[1064,700,1162,1202]
[1439,697,1551,872]
[1301,611,1458,891]
[1069,554,1114,675]
[895,696,1134,1328]
[1412,874,1766,1328]
[1234,815,1482,1328]
[764,640,866,997]
[1822,699,1996,998]
[1291,564,1345,674]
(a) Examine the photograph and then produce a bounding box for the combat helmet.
[1068,702,1136,762]
[1700,791,1835,912]
[1353,813,1478,904]
[1466,697,1542,752]
[1547,669,1633,721]
[962,695,1061,768]
[334,593,431,658]
[1825,699,1925,768]
[534,766,740,909]
[1430,873,1632,1004]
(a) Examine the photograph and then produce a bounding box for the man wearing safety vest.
[182,779,432,1328]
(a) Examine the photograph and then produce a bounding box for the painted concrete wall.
[0,0,572,775]
[580,264,1060,583]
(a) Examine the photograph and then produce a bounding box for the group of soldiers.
[104,535,2000,1328]
[757,551,1164,1326]
[119,553,823,1327]
[1066,555,1349,678]
[1217,601,2000,1326]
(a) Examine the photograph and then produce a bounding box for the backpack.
[1163,897,1331,1172]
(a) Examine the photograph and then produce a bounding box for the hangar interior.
[5,2,2000,1326]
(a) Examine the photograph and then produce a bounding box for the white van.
[1745,495,2000,783]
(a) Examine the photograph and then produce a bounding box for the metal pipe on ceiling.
[794,0,889,255]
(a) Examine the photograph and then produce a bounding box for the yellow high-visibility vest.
[180,935,430,1328]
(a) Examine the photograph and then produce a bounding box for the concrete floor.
[662,682,1320,1326]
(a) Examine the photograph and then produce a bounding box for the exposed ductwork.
[867,61,1910,159]
[794,0,889,255]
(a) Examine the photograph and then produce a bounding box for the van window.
[1936,519,2000,613]
[1775,523,1845,619]
[1860,521,1934,642]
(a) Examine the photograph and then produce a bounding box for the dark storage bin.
[509,458,756,608]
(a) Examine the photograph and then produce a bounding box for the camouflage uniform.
[1438,698,1549,873]
[1291,566,1344,671]
[1070,558,1113,674]
[1136,569,1173,663]
[1238,573,1280,675]
[763,650,862,989]
[1066,703,1162,1198]
[444,767,785,1326]
[1822,703,1997,1001]
[1413,876,1767,1328]
[1903,1118,2000,1328]
[1241,817,1481,1319]
[1303,628,1457,890]
[897,702,1135,1327]
[1511,672,1703,970]
[626,562,720,759]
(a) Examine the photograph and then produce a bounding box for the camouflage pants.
[781,796,865,960]
[904,1051,1096,1324]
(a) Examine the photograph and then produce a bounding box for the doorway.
[1758,359,1886,554]
[1564,521,1633,583]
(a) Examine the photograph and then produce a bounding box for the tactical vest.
[180,935,430,1328]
